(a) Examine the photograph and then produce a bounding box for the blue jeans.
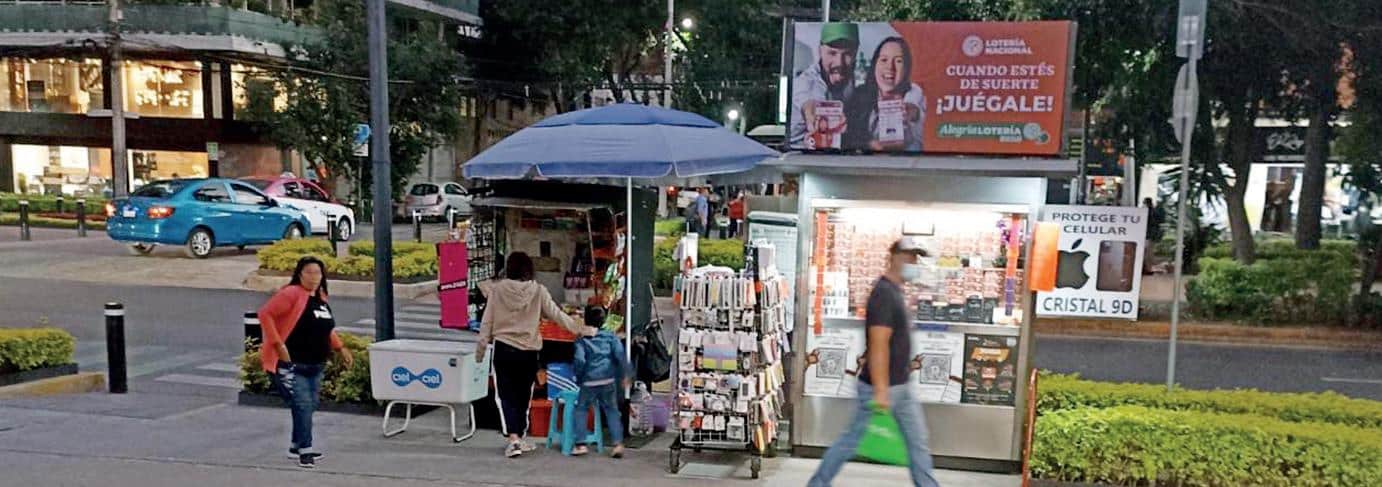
[576,384,624,445]
[271,362,324,450]
[808,381,939,487]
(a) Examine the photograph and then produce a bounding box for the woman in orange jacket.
[258,256,354,469]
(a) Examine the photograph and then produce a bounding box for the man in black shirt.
[809,238,938,487]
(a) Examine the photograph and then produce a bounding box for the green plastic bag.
[855,404,909,466]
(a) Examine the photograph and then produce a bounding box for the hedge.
[0,328,76,373]
[653,237,744,290]
[1202,238,1356,263]
[257,239,437,280]
[1038,373,1382,429]
[239,332,373,403]
[1187,254,1354,324]
[0,213,108,231]
[1032,405,1382,486]
[0,194,108,213]
[654,218,685,237]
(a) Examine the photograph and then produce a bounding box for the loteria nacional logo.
[961,35,1035,57]
[391,366,443,389]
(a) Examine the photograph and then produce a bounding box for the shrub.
[1031,405,1382,486]
[256,240,437,280]
[239,332,374,403]
[0,194,108,214]
[654,218,685,237]
[1202,238,1356,263]
[1187,253,1355,324]
[1038,373,1382,429]
[652,237,745,290]
[0,328,76,373]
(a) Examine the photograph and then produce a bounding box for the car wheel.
[236,245,247,251]
[284,223,305,240]
[336,219,353,241]
[185,228,214,259]
[127,243,156,256]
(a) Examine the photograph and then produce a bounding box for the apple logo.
[1056,238,1091,289]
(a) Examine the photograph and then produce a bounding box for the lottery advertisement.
[788,21,1074,156]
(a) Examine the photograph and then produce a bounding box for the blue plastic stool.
[545,389,603,456]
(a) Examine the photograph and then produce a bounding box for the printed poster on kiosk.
[1036,205,1148,320]
[788,21,1074,155]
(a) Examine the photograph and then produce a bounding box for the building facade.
[0,0,479,197]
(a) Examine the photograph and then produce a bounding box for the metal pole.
[367,0,395,342]
[413,210,422,243]
[76,199,87,237]
[109,0,129,198]
[626,178,634,363]
[822,0,830,21]
[18,200,30,241]
[1167,55,1197,392]
[664,0,674,108]
[105,302,127,394]
[327,216,338,257]
[243,311,262,352]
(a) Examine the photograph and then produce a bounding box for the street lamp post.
[665,0,674,108]
[367,0,395,341]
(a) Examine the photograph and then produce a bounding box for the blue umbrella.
[462,103,777,360]
[462,103,779,179]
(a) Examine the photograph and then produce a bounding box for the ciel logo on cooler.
[391,366,443,389]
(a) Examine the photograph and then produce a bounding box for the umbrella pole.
[625,178,634,364]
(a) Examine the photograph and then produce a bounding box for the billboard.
[788,21,1074,156]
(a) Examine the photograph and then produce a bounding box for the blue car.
[106,178,313,258]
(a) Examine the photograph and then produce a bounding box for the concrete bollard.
[105,303,127,394]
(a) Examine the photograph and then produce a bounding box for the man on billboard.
[790,23,859,150]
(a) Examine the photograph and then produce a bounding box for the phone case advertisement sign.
[789,21,1073,156]
[1036,205,1148,320]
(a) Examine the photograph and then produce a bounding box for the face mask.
[900,263,923,282]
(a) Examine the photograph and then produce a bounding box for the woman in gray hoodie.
[476,252,591,458]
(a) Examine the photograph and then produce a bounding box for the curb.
[0,372,105,398]
[1035,319,1382,351]
[243,270,437,300]
[0,363,79,388]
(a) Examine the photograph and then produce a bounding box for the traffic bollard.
[413,210,422,243]
[447,208,456,231]
[105,303,127,394]
[18,200,31,241]
[76,199,87,237]
[243,311,262,352]
[56,196,64,215]
[327,217,339,257]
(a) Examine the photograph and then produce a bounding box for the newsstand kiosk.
[781,155,1073,472]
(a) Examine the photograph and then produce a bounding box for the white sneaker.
[518,440,537,453]
[505,442,524,458]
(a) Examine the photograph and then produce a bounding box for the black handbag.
[632,317,672,384]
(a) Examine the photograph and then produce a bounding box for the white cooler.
[368,339,491,442]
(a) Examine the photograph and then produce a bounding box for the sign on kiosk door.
[1035,205,1148,320]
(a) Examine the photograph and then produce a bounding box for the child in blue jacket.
[572,329,631,458]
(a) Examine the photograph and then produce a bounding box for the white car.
[404,182,472,221]
[245,177,356,241]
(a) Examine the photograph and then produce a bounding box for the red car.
[241,175,356,241]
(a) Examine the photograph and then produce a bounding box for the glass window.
[123,60,203,118]
[445,184,465,195]
[283,181,306,199]
[230,183,271,206]
[0,58,104,114]
[231,64,286,120]
[304,183,331,202]
[410,184,439,196]
[132,180,190,199]
[193,183,231,203]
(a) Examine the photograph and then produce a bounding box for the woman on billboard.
[844,36,924,152]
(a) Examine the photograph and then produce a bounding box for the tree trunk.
[1296,104,1331,249]
[1224,99,1257,264]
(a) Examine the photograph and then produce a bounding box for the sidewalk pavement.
[0,391,1018,487]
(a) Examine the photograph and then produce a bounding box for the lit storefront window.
[9,145,208,197]
[0,58,104,114]
[231,64,286,119]
[123,60,204,118]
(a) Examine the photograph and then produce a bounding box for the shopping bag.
[855,404,909,466]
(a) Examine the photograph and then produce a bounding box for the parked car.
[402,182,472,221]
[105,178,312,259]
[243,176,356,241]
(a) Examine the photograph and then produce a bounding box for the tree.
[671,0,783,128]
[242,0,467,200]
[477,0,663,113]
